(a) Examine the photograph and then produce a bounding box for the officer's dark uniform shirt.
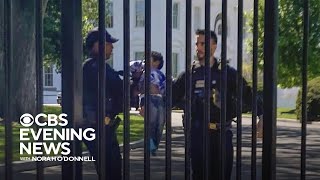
[172,60,263,126]
[83,57,123,119]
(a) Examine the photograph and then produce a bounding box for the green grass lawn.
[243,107,297,120]
[0,105,144,163]
[276,107,297,119]
[117,113,144,143]
[43,105,62,114]
[0,122,24,163]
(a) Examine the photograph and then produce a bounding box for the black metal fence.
[2,0,310,180]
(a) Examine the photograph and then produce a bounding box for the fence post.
[262,0,278,179]
[61,0,83,179]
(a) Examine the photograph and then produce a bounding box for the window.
[193,7,201,30]
[172,3,180,29]
[106,2,113,28]
[135,52,145,60]
[135,0,145,27]
[44,65,53,87]
[172,53,179,78]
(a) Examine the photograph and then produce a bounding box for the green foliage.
[296,77,320,121]
[242,62,264,84]
[43,0,61,70]
[246,0,320,88]
[43,0,111,72]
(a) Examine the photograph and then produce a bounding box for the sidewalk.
[11,113,320,179]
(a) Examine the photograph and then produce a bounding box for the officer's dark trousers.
[83,109,122,180]
[83,126,122,180]
[191,121,234,180]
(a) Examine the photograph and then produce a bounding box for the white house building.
[107,0,253,73]
[43,65,61,104]
[44,0,298,108]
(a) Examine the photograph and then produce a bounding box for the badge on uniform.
[208,123,217,130]
[195,80,205,88]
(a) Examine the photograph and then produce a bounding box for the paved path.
[12,113,320,180]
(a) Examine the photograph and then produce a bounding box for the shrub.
[242,81,263,113]
[296,77,320,121]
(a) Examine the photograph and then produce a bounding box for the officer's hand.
[139,106,145,117]
[257,117,263,138]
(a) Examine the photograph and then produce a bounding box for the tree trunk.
[9,0,37,119]
[0,0,48,120]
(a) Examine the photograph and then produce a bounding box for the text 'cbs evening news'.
[19,113,96,162]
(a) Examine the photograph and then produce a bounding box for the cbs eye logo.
[19,113,68,127]
[20,114,34,127]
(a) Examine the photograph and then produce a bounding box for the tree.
[44,0,111,72]
[246,0,320,88]
[43,0,61,69]
[0,0,49,120]
[0,0,110,119]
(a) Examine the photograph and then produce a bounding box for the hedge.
[296,77,320,121]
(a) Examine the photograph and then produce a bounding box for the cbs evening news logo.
[19,113,96,162]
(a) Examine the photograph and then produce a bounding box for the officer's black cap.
[85,27,118,50]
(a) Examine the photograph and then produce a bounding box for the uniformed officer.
[82,27,123,180]
[172,29,263,180]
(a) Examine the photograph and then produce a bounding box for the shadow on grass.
[279,108,296,115]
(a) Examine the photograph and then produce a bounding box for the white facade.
[43,65,61,104]
[46,0,298,108]
[109,0,251,72]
